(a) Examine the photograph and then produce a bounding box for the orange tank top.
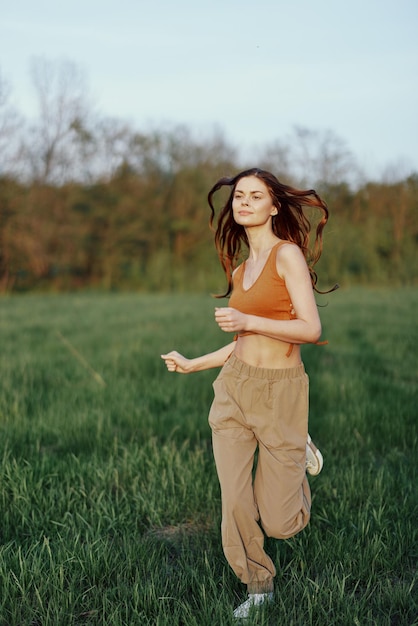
[229,241,297,355]
[229,241,296,325]
[229,241,327,356]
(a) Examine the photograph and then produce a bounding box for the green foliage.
[0,289,416,624]
[1,59,417,292]
[1,144,417,292]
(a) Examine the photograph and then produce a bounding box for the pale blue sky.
[1,0,417,177]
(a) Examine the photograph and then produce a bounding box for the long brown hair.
[208,167,334,297]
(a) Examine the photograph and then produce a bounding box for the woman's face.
[232,175,278,227]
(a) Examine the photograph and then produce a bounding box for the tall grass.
[0,288,416,625]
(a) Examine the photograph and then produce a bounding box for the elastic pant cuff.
[247,579,274,594]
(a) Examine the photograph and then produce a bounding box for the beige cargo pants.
[208,353,311,593]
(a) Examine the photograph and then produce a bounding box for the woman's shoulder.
[232,261,245,280]
[274,240,306,277]
[232,261,245,278]
[274,240,302,258]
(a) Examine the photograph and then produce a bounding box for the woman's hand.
[160,351,192,374]
[161,342,236,374]
[215,307,247,333]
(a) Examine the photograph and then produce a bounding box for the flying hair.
[208,167,338,298]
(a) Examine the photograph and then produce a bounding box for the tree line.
[1,59,417,293]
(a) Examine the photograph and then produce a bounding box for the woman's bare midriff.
[233,334,302,369]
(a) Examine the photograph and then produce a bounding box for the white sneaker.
[233,592,273,620]
[306,434,323,476]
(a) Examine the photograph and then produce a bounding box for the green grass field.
[0,288,417,625]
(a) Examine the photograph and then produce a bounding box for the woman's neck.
[245,228,280,261]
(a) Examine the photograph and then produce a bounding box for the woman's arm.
[161,341,235,374]
[215,244,322,345]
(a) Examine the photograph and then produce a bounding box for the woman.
[161,168,332,620]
